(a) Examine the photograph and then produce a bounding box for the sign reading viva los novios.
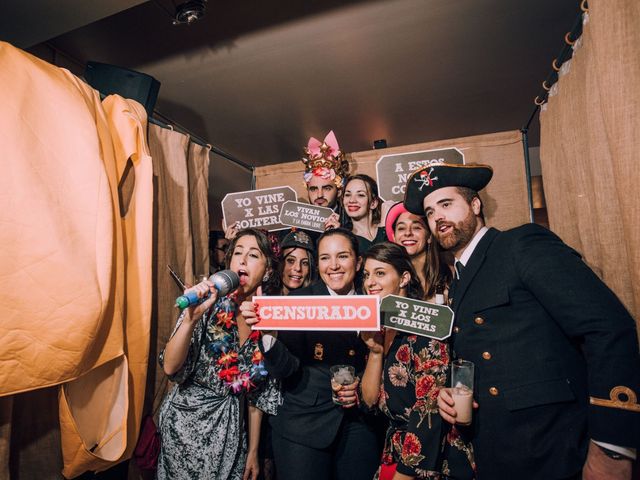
[375,148,465,202]
[279,201,334,232]
[222,186,297,232]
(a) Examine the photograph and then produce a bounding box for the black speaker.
[373,139,388,149]
[84,61,161,116]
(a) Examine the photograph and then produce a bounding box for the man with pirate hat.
[403,163,640,480]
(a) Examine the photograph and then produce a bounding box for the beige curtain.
[0,42,125,479]
[256,130,530,230]
[539,0,640,326]
[0,41,159,478]
[58,95,154,478]
[145,124,192,421]
[188,142,212,277]
[143,126,212,428]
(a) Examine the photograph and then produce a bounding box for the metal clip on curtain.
[564,32,576,46]
[519,3,587,223]
[522,5,585,128]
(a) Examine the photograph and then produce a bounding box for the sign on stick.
[222,186,297,232]
[380,295,454,340]
[279,201,334,232]
[376,148,464,202]
[252,295,380,331]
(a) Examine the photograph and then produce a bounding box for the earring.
[262,273,270,282]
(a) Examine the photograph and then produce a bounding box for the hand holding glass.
[451,359,474,425]
[330,365,356,407]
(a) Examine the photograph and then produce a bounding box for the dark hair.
[342,174,382,227]
[362,242,424,300]
[277,246,317,293]
[456,186,485,222]
[316,228,362,290]
[316,227,360,257]
[224,228,279,294]
[389,212,450,299]
[209,230,226,250]
[424,239,453,300]
[316,227,360,258]
[393,211,427,234]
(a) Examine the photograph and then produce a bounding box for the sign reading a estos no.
[375,148,464,202]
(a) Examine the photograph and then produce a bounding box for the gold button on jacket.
[489,387,499,396]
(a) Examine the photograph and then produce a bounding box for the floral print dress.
[375,333,475,480]
[157,295,280,480]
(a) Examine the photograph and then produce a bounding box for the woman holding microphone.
[158,228,280,480]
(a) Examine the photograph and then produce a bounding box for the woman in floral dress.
[158,228,280,480]
[360,242,475,480]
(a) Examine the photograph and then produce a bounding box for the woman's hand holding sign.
[324,212,340,230]
[239,287,278,339]
[360,330,384,355]
[239,288,260,326]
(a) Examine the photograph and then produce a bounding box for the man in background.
[301,130,349,232]
[209,230,228,273]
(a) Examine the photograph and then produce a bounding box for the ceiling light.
[173,0,207,25]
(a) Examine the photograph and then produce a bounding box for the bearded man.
[403,163,640,480]
[301,130,349,231]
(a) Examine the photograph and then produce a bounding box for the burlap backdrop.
[539,0,640,327]
[145,125,211,434]
[187,142,211,278]
[255,130,530,231]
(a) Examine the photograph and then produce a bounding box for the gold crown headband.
[301,130,349,187]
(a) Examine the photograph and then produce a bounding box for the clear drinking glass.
[330,365,355,406]
[451,359,474,425]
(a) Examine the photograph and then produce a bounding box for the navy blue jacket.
[450,224,640,479]
[261,281,371,449]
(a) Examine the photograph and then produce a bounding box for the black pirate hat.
[279,229,315,254]
[403,163,493,215]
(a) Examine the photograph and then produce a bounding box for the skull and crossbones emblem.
[414,167,438,191]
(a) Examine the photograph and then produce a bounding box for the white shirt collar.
[456,226,489,268]
[326,285,356,296]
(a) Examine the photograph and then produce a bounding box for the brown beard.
[434,209,478,252]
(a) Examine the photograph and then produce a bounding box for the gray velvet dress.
[157,295,280,480]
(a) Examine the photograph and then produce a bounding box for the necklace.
[206,295,268,394]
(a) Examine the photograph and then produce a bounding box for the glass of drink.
[451,359,474,425]
[330,365,356,406]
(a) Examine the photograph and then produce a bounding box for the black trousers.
[272,415,380,480]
